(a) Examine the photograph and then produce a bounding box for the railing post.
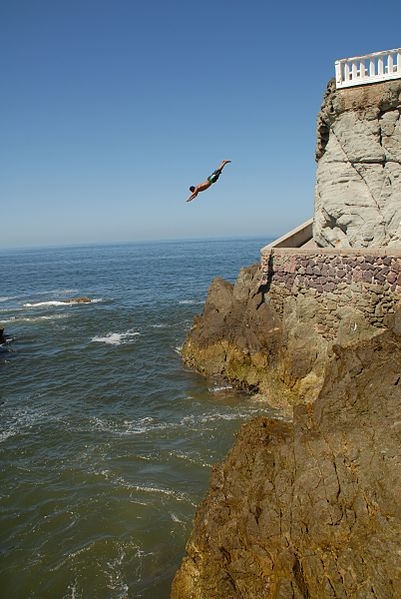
[344,62,350,84]
[335,61,342,86]
[388,53,394,74]
[369,58,375,77]
[352,61,358,81]
[378,56,384,76]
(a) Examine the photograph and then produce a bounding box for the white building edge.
[335,47,401,89]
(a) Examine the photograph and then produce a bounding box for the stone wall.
[261,247,401,337]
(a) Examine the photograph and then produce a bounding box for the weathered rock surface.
[314,78,401,247]
[172,311,401,598]
[182,263,381,409]
[182,265,286,402]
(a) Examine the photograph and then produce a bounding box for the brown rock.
[61,296,92,304]
[172,314,401,598]
[182,264,379,409]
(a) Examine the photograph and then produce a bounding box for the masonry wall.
[260,248,401,338]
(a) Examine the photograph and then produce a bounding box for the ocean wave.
[178,299,204,305]
[170,512,185,523]
[90,329,140,346]
[179,406,273,427]
[208,384,234,394]
[92,467,196,505]
[0,404,51,443]
[1,313,70,324]
[129,482,195,505]
[0,295,20,303]
[88,416,169,436]
[87,407,268,440]
[169,450,212,469]
[23,298,101,308]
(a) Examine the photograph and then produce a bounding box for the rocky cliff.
[171,311,401,598]
[172,76,401,598]
[314,78,401,247]
[180,260,383,410]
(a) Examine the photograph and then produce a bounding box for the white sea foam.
[90,329,140,346]
[89,415,169,436]
[130,482,195,505]
[0,404,50,443]
[23,298,101,308]
[2,313,69,324]
[178,299,203,305]
[105,548,129,597]
[170,512,185,523]
[208,384,234,393]
[93,466,196,505]
[170,450,212,468]
[64,579,80,599]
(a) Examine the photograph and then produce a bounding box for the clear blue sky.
[1,0,400,248]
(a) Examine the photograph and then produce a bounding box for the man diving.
[186,160,231,202]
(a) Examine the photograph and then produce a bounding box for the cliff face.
[314,78,401,247]
[172,312,401,598]
[181,262,381,409]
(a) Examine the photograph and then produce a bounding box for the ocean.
[0,238,280,599]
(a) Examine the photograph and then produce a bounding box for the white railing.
[335,48,401,88]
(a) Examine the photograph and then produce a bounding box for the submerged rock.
[61,296,92,304]
[172,310,401,598]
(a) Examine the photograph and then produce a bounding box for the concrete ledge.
[261,218,314,251]
[262,246,401,258]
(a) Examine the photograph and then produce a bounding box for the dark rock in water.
[61,296,92,304]
[171,311,401,598]
[0,328,5,344]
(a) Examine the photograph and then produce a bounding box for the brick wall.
[260,248,401,335]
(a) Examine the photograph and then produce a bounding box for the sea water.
[0,238,280,599]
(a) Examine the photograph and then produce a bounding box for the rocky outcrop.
[181,264,285,401]
[181,263,382,409]
[61,296,92,304]
[314,78,401,247]
[172,310,401,598]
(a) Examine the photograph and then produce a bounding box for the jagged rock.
[314,78,401,247]
[182,264,288,402]
[182,264,379,409]
[171,311,401,598]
